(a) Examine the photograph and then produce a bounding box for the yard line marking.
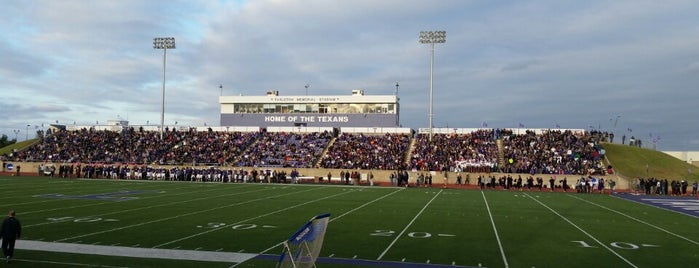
[1,180,175,207]
[22,183,257,215]
[329,188,404,223]
[21,184,226,215]
[569,194,699,246]
[55,187,320,242]
[525,193,638,268]
[481,191,509,268]
[26,186,274,228]
[377,189,442,260]
[257,188,405,255]
[154,189,355,248]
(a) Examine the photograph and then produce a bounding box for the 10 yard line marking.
[481,191,509,268]
[569,194,699,246]
[377,189,442,261]
[524,193,638,268]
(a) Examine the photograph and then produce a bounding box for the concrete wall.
[663,151,699,166]
[1,161,625,190]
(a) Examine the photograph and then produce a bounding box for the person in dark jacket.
[1,210,21,263]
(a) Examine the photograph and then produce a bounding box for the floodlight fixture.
[153,37,176,140]
[418,31,446,142]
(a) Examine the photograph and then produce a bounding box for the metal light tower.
[419,30,446,142]
[153,37,176,140]
[26,124,30,140]
[395,82,400,126]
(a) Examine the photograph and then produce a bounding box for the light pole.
[153,37,176,140]
[305,84,310,96]
[26,124,30,140]
[13,130,20,142]
[419,30,446,142]
[395,82,399,126]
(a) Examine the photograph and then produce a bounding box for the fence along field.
[1,176,698,267]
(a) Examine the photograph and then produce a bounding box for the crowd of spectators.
[10,128,179,164]
[409,130,499,172]
[236,131,332,168]
[164,130,258,165]
[501,130,604,175]
[8,127,608,176]
[633,177,696,196]
[319,133,411,170]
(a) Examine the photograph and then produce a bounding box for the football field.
[1,176,698,267]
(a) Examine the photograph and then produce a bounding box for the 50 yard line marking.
[481,191,509,268]
[377,189,442,261]
[524,193,638,268]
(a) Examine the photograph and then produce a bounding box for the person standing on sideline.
[1,210,21,263]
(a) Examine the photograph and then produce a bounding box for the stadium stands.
[6,127,607,176]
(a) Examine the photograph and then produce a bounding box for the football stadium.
[3,2,699,268]
[1,89,699,268]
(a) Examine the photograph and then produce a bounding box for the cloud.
[1,0,699,151]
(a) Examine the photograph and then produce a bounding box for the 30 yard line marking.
[481,191,509,268]
[154,189,355,248]
[525,193,638,268]
[377,189,442,260]
[569,194,699,246]
[54,187,321,242]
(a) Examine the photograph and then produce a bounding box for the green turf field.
[1,176,698,268]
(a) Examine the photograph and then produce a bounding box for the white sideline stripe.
[524,193,638,268]
[481,191,509,268]
[256,188,405,255]
[155,189,355,248]
[17,240,258,263]
[569,194,699,246]
[14,258,130,268]
[377,189,442,260]
[55,187,320,242]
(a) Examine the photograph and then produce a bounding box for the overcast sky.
[1,0,698,151]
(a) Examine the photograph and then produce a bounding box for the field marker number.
[572,241,659,249]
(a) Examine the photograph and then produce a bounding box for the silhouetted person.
[1,210,21,263]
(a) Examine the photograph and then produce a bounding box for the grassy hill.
[602,142,699,181]
[0,139,37,157]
